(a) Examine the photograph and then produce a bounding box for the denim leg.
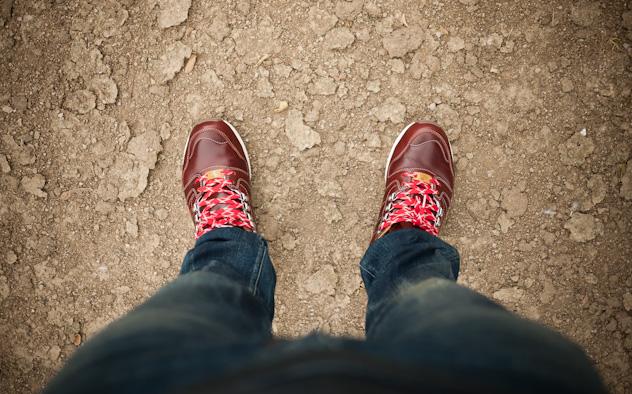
[360,228,460,336]
[359,228,606,393]
[181,227,276,317]
[44,227,276,394]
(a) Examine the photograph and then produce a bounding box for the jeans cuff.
[180,227,276,318]
[360,228,460,281]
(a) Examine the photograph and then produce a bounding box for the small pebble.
[366,80,381,93]
[184,54,197,73]
[0,154,11,173]
[273,101,289,113]
[155,208,169,221]
[6,250,17,265]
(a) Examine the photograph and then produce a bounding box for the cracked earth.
[1,0,632,392]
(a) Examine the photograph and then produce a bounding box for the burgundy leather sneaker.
[182,120,255,239]
[371,122,455,242]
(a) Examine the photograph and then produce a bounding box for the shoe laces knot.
[193,169,255,239]
[378,172,444,237]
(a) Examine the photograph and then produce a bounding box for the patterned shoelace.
[193,169,255,239]
[378,172,444,237]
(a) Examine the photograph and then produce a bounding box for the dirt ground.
[1,0,632,392]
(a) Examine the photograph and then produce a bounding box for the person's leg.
[44,227,275,394]
[360,228,605,393]
[360,121,606,393]
[46,120,275,394]
[361,227,460,336]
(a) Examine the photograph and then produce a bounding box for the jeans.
[44,228,606,394]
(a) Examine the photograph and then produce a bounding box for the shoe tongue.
[198,169,228,188]
[204,169,228,180]
[410,171,433,183]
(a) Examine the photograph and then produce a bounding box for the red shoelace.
[193,169,255,239]
[378,172,444,236]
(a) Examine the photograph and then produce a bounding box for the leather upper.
[372,122,455,241]
[182,120,251,220]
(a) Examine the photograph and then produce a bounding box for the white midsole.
[181,119,252,177]
[384,122,454,181]
[384,122,415,181]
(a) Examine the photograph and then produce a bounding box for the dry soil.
[1,0,632,392]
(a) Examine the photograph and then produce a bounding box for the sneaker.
[371,122,455,242]
[182,120,255,239]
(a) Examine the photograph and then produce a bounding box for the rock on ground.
[501,185,528,218]
[366,80,380,93]
[570,1,602,27]
[382,27,423,58]
[317,179,343,198]
[564,213,601,242]
[89,75,118,105]
[256,75,275,98]
[95,0,129,38]
[560,78,574,93]
[434,104,461,141]
[0,276,9,300]
[624,11,632,40]
[620,160,632,200]
[496,212,513,232]
[559,133,595,166]
[334,0,363,20]
[0,153,10,173]
[21,174,47,198]
[125,216,138,238]
[308,6,338,36]
[2,135,35,165]
[233,22,281,65]
[1,0,13,22]
[209,16,230,42]
[63,90,96,114]
[285,109,321,151]
[6,250,17,265]
[48,345,61,362]
[323,27,355,50]
[588,174,607,205]
[98,129,163,201]
[447,36,465,52]
[127,131,162,168]
[493,287,525,304]
[157,0,191,28]
[153,41,192,84]
[302,265,338,295]
[310,76,337,96]
[624,293,632,312]
[371,97,406,123]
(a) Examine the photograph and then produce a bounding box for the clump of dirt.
[1,0,631,393]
